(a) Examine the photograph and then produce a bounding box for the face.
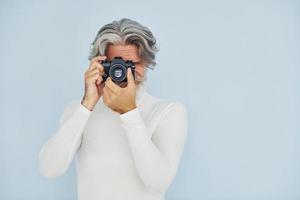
[106,44,146,87]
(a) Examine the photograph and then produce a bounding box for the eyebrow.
[108,58,141,64]
[132,61,142,65]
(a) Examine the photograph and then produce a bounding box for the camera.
[100,57,135,84]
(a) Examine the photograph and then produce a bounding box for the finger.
[105,77,121,93]
[104,83,115,96]
[88,60,105,72]
[89,56,107,70]
[90,55,107,64]
[87,67,103,76]
[104,86,114,102]
[86,69,103,80]
[126,68,135,87]
[86,72,101,84]
[86,67,104,84]
[102,87,111,105]
[97,76,105,85]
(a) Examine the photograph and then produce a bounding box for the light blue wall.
[1,0,299,199]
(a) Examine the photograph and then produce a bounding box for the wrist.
[81,98,95,111]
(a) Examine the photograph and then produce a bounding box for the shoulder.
[160,101,188,124]
[63,99,81,113]
[58,99,82,124]
[146,94,188,139]
[143,93,188,122]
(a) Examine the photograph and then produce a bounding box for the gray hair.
[88,18,159,70]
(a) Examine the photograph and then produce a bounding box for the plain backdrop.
[0,0,300,199]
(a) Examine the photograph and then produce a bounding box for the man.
[39,18,188,200]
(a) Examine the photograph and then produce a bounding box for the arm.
[38,100,92,178]
[119,102,188,194]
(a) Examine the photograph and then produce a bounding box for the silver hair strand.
[88,18,159,71]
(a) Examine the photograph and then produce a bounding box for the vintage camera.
[100,57,135,84]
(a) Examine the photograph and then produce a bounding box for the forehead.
[106,44,141,62]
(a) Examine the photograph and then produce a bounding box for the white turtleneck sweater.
[39,81,188,200]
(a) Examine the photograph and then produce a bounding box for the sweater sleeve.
[38,100,92,178]
[119,102,188,194]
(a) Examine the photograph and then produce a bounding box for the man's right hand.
[81,56,107,111]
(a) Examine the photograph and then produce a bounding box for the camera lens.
[109,64,126,82]
[114,69,122,78]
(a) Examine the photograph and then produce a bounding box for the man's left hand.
[103,68,137,114]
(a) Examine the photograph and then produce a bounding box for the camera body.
[101,57,135,84]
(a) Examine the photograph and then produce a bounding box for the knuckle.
[94,73,100,79]
[98,66,104,72]
[91,60,98,65]
[97,67,103,74]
